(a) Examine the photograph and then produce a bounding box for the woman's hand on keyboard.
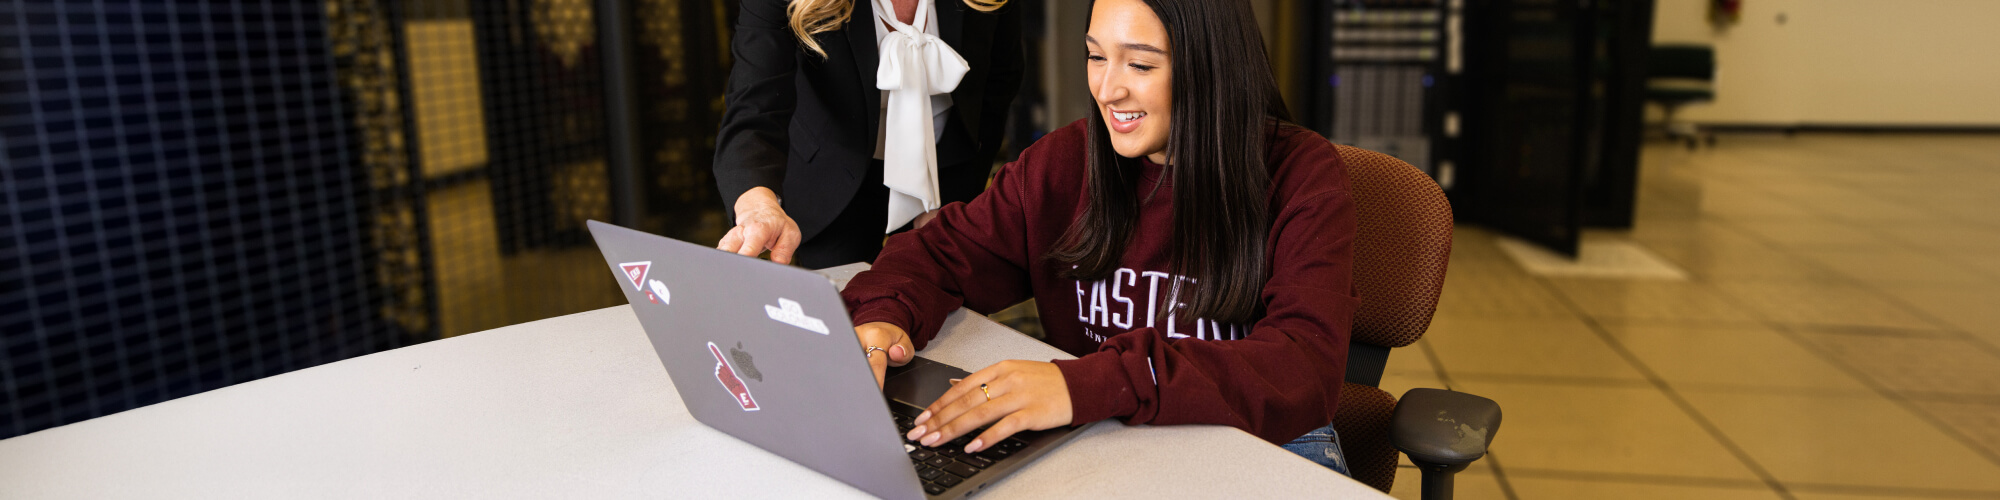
[904,360,1073,454]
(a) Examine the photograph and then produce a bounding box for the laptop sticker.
[619,261,651,290]
[709,342,760,411]
[648,279,671,305]
[763,298,830,335]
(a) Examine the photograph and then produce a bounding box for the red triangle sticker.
[619,261,651,291]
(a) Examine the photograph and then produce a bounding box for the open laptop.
[587,220,1094,499]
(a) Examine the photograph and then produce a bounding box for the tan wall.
[1653,0,2000,126]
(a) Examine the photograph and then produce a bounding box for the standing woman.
[713,0,1023,269]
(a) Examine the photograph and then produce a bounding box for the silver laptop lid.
[587,220,923,500]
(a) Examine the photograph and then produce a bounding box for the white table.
[0,265,1389,499]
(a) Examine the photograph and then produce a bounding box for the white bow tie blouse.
[871,0,967,233]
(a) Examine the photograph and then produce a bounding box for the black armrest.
[1390,388,1502,466]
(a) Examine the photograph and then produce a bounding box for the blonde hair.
[788,0,1008,58]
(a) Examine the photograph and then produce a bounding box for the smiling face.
[1086,0,1173,164]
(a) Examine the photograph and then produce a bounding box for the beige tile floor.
[1383,134,2000,499]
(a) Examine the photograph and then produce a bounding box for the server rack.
[1456,0,1594,256]
[1579,0,1654,229]
[1305,0,1647,256]
[1311,0,1464,190]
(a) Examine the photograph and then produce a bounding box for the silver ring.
[864,345,886,358]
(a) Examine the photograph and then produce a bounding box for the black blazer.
[714,0,1024,242]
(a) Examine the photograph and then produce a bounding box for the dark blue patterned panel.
[0,0,398,438]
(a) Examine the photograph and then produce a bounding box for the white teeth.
[1113,111,1146,122]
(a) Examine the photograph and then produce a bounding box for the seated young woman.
[840,0,1357,474]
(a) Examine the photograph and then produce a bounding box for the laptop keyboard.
[893,409,1029,496]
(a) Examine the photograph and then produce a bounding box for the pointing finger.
[716,226,744,253]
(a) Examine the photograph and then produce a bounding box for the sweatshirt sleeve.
[839,157,1041,349]
[1052,179,1359,444]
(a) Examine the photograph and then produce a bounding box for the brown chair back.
[1328,145,1454,492]
[1340,145,1453,350]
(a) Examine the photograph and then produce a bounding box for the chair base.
[1414,460,1471,500]
[1662,128,1716,150]
[1650,101,1715,149]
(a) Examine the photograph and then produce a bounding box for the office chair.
[1645,44,1717,149]
[1330,145,1501,500]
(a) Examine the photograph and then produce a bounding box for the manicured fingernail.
[948,378,962,385]
[921,432,941,446]
[891,345,905,358]
[966,439,983,453]
[906,426,926,441]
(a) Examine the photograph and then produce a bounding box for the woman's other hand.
[856,322,916,389]
[718,187,803,264]
[903,360,1073,454]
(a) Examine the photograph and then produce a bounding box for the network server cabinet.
[1308,0,1651,256]
[1310,0,1465,191]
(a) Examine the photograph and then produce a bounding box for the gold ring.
[864,345,885,358]
[980,383,993,401]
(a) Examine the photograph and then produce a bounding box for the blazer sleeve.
[713,0,800,207]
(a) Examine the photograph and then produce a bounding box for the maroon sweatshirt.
[841,119,1358,444]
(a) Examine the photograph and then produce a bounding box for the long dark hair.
[1049,0,1293,325]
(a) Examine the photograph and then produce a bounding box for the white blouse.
[873,0,954,152]
[869,0,967,232]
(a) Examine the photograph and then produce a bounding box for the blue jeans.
[1281,423,1353,477]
